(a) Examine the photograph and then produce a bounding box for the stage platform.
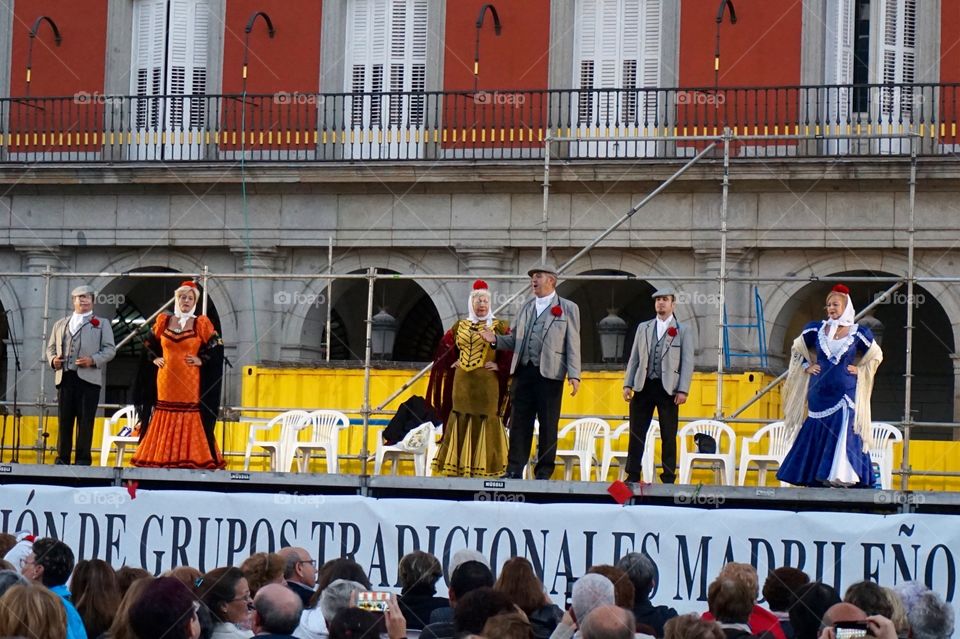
[0,462,952,514]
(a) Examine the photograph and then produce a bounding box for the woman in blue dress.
[777,284,883,487]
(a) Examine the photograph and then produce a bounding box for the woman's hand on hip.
[184,355,202,367]
[484,361,498,371]
[847,365,857,375]
[153,357,165,368]
[806,364,821,375]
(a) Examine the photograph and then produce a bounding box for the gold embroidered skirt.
[432,366,507,478]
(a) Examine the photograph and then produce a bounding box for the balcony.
[0,83,956,163]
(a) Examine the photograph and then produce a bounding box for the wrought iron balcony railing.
[0,83,956,163]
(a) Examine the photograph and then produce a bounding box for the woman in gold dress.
[429,280,510,477]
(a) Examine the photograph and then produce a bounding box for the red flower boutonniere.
[551,306,563,318]
[667,326,678,338]
[90,317,100,328]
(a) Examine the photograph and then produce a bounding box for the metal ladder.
[723,286,768,368]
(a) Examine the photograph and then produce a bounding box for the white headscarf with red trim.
[467,279,495,328]
[174,280,199,329]
[825,283,855,340]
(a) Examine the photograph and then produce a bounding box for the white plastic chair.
[247,410,311,472]
[99,405,140,467]
[737,421,791,486]
[600,421,631,481]
[678,419,737,485]
[291,410,350,473]
[555,418,610,481]
[521,419,541,480]
[374,422,438,475]
[870,422,903,490]
[640,420,662,484]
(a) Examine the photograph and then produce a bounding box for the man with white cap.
[622,288,695,484]
[481,264,581,480]
[46,285,116,465]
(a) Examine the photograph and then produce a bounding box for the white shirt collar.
[68,312,92,334]
[534,292,557,316]
[655,314,674,340]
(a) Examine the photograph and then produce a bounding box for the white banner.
[0,485,955,617]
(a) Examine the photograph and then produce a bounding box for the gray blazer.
[46,315,117,387]
[496,296,582,382]
[623,317,694,395]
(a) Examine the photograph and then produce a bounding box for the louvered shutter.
[639,0,661,123]
[824,0,854,128]
[131,0,167,130]
[167,0,208,129]
[878,0,916,120]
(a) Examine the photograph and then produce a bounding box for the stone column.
[694,249,757,372]
[15,249,66,414]
[228,248,282,401]
[951,353,960,441]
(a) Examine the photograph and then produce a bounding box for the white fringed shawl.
[783,329,883,451]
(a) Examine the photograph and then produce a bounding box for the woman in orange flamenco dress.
[132,281,225,469]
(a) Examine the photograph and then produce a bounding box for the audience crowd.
[0,530,953,639]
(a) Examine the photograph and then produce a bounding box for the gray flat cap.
[526,264,559,277]
[651,287,676,299]
[71,285,96,297]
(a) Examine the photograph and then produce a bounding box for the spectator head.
[398,550,443,595]
[0,569,27,599]
[789,582,841,639]
[116,566,153,597]
[494,556,549,614]
[587,565,635,610]
[31,537,74,588]
[449,560,495,604]
[319,579,367,624]
[328,607,384,639]
[822,602,867,626]
[482,610,534,639]
[252,582,303,635]
[197,566,252,626]
[882,587,910,636]
[129,577,200,639]
[717,562,759,601]
[895,581,932,616]
[453,587,516,635]
[664,613,725,639]
[1,532,34,577]
[0,533,15,559]
[580,604,636,639]
[762,567,810,612]
[571,573,616,626]
[615,552,657,603]
[0,559,12,572]
[843,581,893,619]
[105,576,155,639]
[707,577,754,624]
[278,546,317,588]
[906,590,954,639]
[241,552,286,597]
[316,557,372,593]
[72,558,121,639]
[450,548,489,578]
[165,566,203,591]
[0,583,67,639]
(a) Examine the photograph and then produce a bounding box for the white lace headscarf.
[174,282,199,330]
[825,285,855,340]
[467,280,495,328]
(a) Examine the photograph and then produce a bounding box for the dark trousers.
[56,371,100,465]
[506,364,564,478]
[626,380,678,483]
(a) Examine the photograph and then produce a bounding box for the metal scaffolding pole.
[901,139,918,490]
[716,129,731,419]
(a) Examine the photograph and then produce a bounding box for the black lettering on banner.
[141,515,164,574]
[396,524,420,560]
[339,522,362,561]
[279,519,298,549]
[862,542,886,583]
[442,526,471,580]
[782,539,806,571]
[612,531,636,563]
[524,530,549,581]
[368,525,389,588]
[312,522,335,563]
[197,518,213,572]
[675,535,711,602]
[171,516,192,568]
[226,519,248,567]
[925,544,956,601]
[16,510,38,536]
[891,542,921,584]
[489,527,518,571]
[583,530,597,571]
[105,513,126,565]
[250,519,275,553]
[550,531,574,596]
[425,525,440,558]
[78,513,101,559]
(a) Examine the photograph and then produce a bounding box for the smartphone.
[834,621,869,639]
[357,591,391,613]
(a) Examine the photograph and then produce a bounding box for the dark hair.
[197,566,245,623]
[482,611,534,639]
[116,566,153,598]
[129,577,198,639]
[0,533,16,558]
[789,582,841,639]
[328,607,384,639]
[762,567,810,612]
[707,578,754,624]
[72,559,121,639]
[664,613,725,639]
[494,557,549,614]
[587,565,636,610]
[32,537,74,588]
[450,560,494,599]
[844,581,894,619]
[453,587,516,634]
[615,552,657,603]
[310,558,372,608]
[0,570,28,599]
[241,552,285,597]
[398,550,442,594]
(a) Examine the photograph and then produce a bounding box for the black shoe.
[501,472,522,479]
[534,475,551,480]
[54,458,67,465]
[624,473,641,483]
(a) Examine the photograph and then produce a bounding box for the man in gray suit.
[622,288,694,484]
[46,285,116,465]
[481,265,581,479]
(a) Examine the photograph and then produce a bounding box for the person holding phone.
[777,284,883,487]
[428,280,511,478]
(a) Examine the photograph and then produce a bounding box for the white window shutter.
[131,0,167,129]
[824,0,854,126]
[878,0,916,119]
[574,0,598,121]
[639,0,661,123]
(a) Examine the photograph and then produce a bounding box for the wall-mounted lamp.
[713,0,736,91]
[242,11,275,84]
[474,4,502,93]
[26,16,62,97]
